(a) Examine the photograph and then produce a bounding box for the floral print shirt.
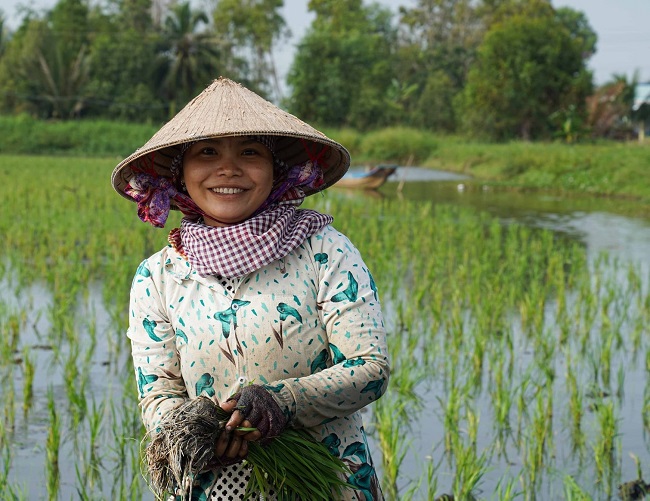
[127,225,390,500]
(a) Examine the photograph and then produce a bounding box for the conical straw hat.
[111,77,351,203]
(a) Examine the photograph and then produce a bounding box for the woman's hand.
[214,399,262,461]
[227,384,288,441]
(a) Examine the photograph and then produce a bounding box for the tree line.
[0,0,640,141]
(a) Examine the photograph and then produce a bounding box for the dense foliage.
[0,0,640,141]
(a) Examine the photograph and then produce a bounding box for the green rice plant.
[490,476,521,500]
[45,389,61,501]
[418,456,439,501]
[563,474,593,501]
[488,355,514,450]
[64,343,88,428]
[520,386,554,493]
[373,396,410,500]
[592,399,620,490]
[565,357,585,453]
[21,346,35,416]
[450,435,489,501]
[3,370,15,434]
[438,382,463,457]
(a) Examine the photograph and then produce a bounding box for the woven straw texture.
[111,77,350,202]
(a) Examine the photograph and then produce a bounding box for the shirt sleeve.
[270,226,391,429]
[127,257,188,432]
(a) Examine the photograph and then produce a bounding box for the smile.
[210,187,245,194]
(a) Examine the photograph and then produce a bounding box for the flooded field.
[1,157,649,500]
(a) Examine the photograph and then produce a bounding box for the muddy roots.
[144,396,231,498]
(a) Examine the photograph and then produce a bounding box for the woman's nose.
[214,156,241,175]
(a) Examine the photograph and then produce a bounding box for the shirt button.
[231,303,239,311]
[237,376,247,385]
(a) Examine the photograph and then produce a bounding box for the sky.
[1,0,649,86]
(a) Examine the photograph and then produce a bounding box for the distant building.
[633,83,650,140]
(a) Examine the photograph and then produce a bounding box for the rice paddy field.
[1,154,649,500]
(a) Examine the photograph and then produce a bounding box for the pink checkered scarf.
[174,206,332,277]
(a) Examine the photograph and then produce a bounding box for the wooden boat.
[334,164,398,189]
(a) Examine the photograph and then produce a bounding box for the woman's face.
[182,137,274,227]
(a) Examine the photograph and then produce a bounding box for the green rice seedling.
[450,436,489,501]
[21,346,35,416]
[592,399,620,491]
[563,475,593,501]
[565,357,585,453]
[401,456,439,501]
[520,386,554,493]
[489,355,513,442]
[3,370,16,434]
[45,389,61,501]
[373,395,410,500]
[490,476,521,500]
[438,383,462,457]
[75,463,96,500]
[64,343,88,428]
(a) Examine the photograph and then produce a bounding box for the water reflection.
[334,167,650,271]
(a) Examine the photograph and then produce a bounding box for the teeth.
[210,187,244,194]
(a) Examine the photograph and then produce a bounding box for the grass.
[426,136,650,206]
[0,152,648,499]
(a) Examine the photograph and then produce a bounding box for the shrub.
[358,127,437,165]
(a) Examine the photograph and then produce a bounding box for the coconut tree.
[159,2,222,115]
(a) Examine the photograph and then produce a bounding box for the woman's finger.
[238,439,248,458]
[215,430,231,458]
[225,434,243,458]
[226,409,244,432]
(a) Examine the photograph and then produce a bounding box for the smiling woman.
[110,77,390,501]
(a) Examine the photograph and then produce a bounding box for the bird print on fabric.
[314,252,328,265]
[188,471,216,501]
[272,302,304,349]
[175,328,188,345]
[143,318,162,342]
[214,299,250,364]
[331,271,358,302]
[342,441,368,463]
[347,463,379,501]
[135,261,151,278]
[329,343,346,364]
[137,367,158,398]
[311,348,330,373]
[343,357,366,375]
[195,373,216,397]
[319,271,359,310]
[368,271,379,301]
[263,383,285,393]
[322,433,341,456]
[277,303,302,323]
[361,377,386,400]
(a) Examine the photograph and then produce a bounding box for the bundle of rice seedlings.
[143,396,352,500]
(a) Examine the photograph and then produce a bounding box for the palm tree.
[160,2,222,115]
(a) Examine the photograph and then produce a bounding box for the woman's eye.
[201,147,217,155]
[242,148,258,156]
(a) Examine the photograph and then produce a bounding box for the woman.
[112,77,390,500]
